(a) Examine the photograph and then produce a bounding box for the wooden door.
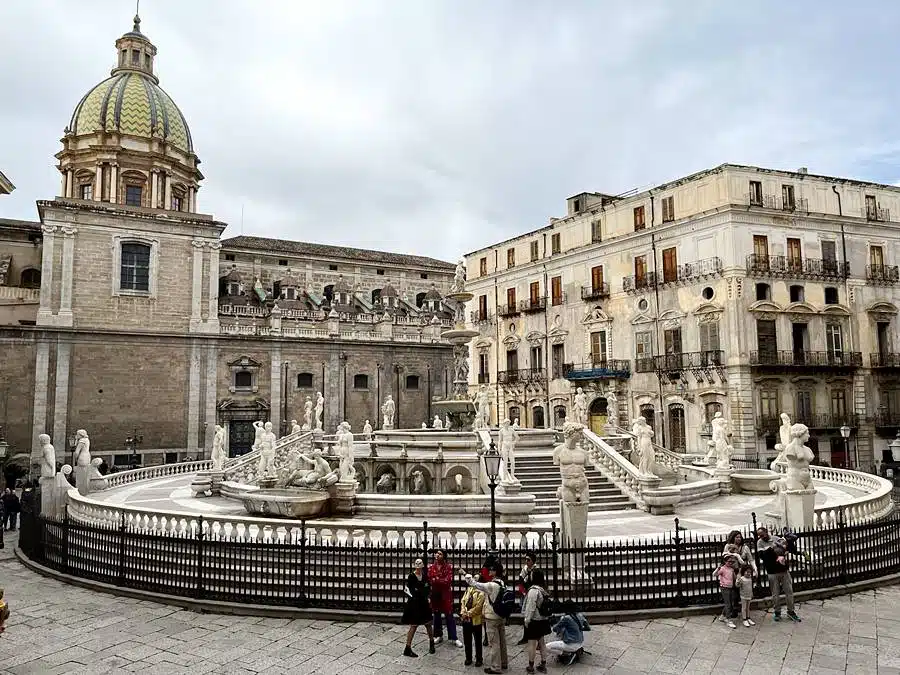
[530,281,540,304]
[591,265,604,291]
[228,421,255,457]
[787,238,802,270]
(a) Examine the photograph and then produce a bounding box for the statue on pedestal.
[573,388,588,427]
[39,434,56,515]
[473,386,490,430]
[255,421,277,478]
[451,258,466,293]
[784,424,815,491]
[287,449,338,489]
[432,415,443,429]
[72,429,91,496]
[336,421,356,481]
[711,412,733,469]
[498,418,519,483]
[211,425,226,471]
[553,422,589,504]
[89,458,109,491]
[363,420,373,441]
[605,387,619,429]
[303,396,313,430]
[632,417,656,476]
[314,392,325,430]
[291,419,302,435]
[382,395,395,429]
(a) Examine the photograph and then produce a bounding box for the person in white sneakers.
[713,553,741,628]
[736,564,756,627]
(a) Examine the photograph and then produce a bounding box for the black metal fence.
[18,510,900,614]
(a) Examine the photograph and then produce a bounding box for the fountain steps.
[513,455,635,515]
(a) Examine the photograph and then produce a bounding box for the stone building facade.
[0,15,454,469]
[466,164,900,469]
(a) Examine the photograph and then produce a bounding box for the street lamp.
[483,440,501,552]
[124,429,143,466]
[839,425,851,470]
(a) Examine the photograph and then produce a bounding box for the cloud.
[2,0,900,261]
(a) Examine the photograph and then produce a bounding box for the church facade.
[0,15,455,470]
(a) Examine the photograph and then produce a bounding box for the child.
[736,564,755,627]
[713,553,740,628]
[459,574,485,667]
[0,588,8,635]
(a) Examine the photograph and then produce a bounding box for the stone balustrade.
[106,460,213,489]
[0,285,40,301]
[582,429,648,510]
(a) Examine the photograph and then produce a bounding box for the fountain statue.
[432,415,443,429]
[498,418,519,483]
[473,386,490,430]
[336,421,356,482]
[255,421,277,479]
[605,387,619,430]
[315,392,325,430]
[303,396,313,430]
[632,417,657,477]
[286,449,339,489]
[573,388,588,427]
[72,429,91,496]
[363,420,373,441]
[211,425,226,471]
[767,414,817,528]
[291,419,302,435]
[38,433,56,514]
[553,422,591,579]
[382,395,395,430]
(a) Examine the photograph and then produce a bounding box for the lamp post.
[839,425,851,470]
[124,429,143,466]
[483,439,501,552]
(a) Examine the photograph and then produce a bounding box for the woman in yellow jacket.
[460,576,485,667]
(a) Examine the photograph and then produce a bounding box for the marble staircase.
[514,454,635,514]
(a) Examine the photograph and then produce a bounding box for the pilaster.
[190,239,204,331]
[57,225,76,326]
[52,341,71,452]
[93,162,102,201]
[204,342,218,455]
[31,341,51,470]
[36,225,56,324]
[150,169,159,208]
[187,340,201,452]
[109,163,118,204]
[727,365,757,457]
[270,345,282,434]
[164,171,172,209]
[206,242,221,332]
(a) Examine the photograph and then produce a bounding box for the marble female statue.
[336,421,356,481]
[605,387,619,428]
[452,258,466,292]
[303,396,313,430]
[783,423,815,491]
[39,434,55,479]
[498,418,519,482]
[382,395,395,429]
[255,421,277,478]
[444,413,451,430]
[771,413,792,467]
[88,458,109,491]
[73,429,91,495]
[211,425,226,471]
[363,420,373,441]
[432,415,443,429]
[711,412,733,468]
[252,421,265,453]
[553,422,590,504]
[573,388,588,427]
[473,386,490,429]
[632,417,656,476]
[314,392,325,430]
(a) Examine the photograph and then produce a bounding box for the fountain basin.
[240,488,330,518]
[731,469,779,495]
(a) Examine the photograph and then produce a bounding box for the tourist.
[724,530,757,575]
[522,568,551,673]
[464,562,509,674]
[713,553,740,628]
[401,558,435,657]
[547,600,590,666]
[1,490,19,531]
[429,549,462,647]
[516,551,539,645]
[756,527,801,622]
[0,587,8,634]
[459,573,485,667]
[737,564,756,627]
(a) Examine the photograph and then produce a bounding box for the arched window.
[406,375,420,390]
[508,406,521,425]
[20,268,41,289]
[323,285,334,304]
[554,405,567,427]
[668,403,686,452]
[755,282,771,301]
[371,289,382,305]
[532,406,545,428]
[296,372,313,389]
[640,404,655,433]
[704,401,722,422]
[416,292,426,308]
[120,242,151,291]
[234,371,253,389]
[354,374,369,389]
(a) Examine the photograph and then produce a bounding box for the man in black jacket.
[756,527,801,622]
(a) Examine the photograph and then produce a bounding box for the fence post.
[673,518,684,606]
[838,507,847,586]
[196,515,205,599]
[117,511,126,586]
[551,521,559,601]
[299,519,307,606]
[422,520,429,568]
[62,509,70,574]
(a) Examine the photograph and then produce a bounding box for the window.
[757,319,777,358]
[753,235,769,261]
[591,220,602,242]
[225,254,235,262]
[478,353,489,383]
[634,255,647,285]
[755,282,771,301]
[866,194,878,219]
[506,349,518,372]
[824,287,838,305]
[661,196,675,222]
[826,324,843,360]
[821,240,837,275]
[478,294,488,320]
[591,265,604,292]
[573,199,581,212]
[375,269,385,276]
[506,287,516,308]
[532,406,545,428]
[699,321,720,362]
[329,264,338,271]
[172,196,183,212]
[796,391,812,422]
[668,403,686,452]
[507,248,516,268]
[787,238,802,270]
[530,345,543,370]
[551,233,561,254]
[789,285,804,303]
[415,292,426,308]
[551,276,563,305]
[297,372,313,388]
[748,180,763,206]
[552,344,564,379]
[590,330,607,363]
[530,241,539,262]
[554,406,567,427]
[635,331,652,359]
[420,273,428,279]
[371,288,382,305]
[234,371,253,389]
[278,259,288,266]
[353,374,369,389]
[662,247,677,283]
[702,286,714,300]
[145,54,151,69]
[704,402,723,423]
[80,184,93,200]
[508,406,521,424]
[285,287,296,300]
[529,281,540,304]
[782,184,795,210]
[405,375,420,390]
[664,327,682,354]
[228,281,240,296]
[877,321,891,357]
[131,49,140,65]
[831,389,847,418]
[20,268,41,289]
[633,205,645,230]
[125,185,142,207]
[760,390,778,419]
[480,257,488,276]
[120,242,151,292]
[871,245,885,268]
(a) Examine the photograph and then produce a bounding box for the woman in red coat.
[429,549,461,647]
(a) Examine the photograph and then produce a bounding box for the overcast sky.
[2,1,900,262]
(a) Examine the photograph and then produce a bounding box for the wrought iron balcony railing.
[623,271,657,293]
[550,291,567,306]
[750,350,862,368]
[744,192,809,213]
[866,264,900,285]
[469,310,493,324]
[659,257,723,286]
[873,412,900,428]
[866,206,891,222]
[745,254,850,280]
[497,368,546,385]
[871,353,900,368]
[635,350,724,373]
[497,304,520,317]
[581,283,610,301]
[519,297,547,313]
[562,360,631,380]
[756,413,859,433]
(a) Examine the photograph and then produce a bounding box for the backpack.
[537,589,555,618]
[490,581,519,619]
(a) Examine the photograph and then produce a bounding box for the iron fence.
[18,509,900,614]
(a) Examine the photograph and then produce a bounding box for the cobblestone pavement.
[2,532,900,674]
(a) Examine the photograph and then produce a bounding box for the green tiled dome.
[68,71,193,153]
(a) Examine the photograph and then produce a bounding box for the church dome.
[68,72,193,153]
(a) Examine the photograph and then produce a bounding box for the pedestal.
[190,470,225,497]
[74,465,91,496]
[329,479,358,516]
[559,499,590,581]
[783,489,816,529]
[714,465,734,495]
[39,476,55,516]
[496,480,535,523]
[313,428,325,449]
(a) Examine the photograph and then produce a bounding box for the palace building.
[0,15,455,469]
[466,164,900,469]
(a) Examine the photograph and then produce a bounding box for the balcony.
[477,373,490,384]
[745,254,850,281]
[756,413,859,435]
[744,192,809,213]
[498,368,545,385]
[623,271,657,293]
[873,412,900,432]
[866,206,891,222]
[562,359,631,380]
[549,291,567,307]
[519,297,547,313]
[750,350,862,368]
[871,353,900,369]
[581,283,610,301]
[469,310,493,325]
[497,304,520,317]
[658,257,723,287]
[866,264,899,285]
[635,350,725,374]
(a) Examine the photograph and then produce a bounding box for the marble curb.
[15,547,900,624]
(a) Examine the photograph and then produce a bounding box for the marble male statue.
[255,421,277,478]
[314,392,325,431]
[336,421,356,481]
[573,388,588,427]
[288,449,338,489]
[498,418,519,483]
[382,395,395,429]
[72,429,91,495]
[363,419,373,441]
[303,396,313,430]
[211,425,226,471]
[553,422,589,504]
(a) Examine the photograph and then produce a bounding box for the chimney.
[798,167,808,175]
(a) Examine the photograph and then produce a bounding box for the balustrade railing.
[750,350,862,368]
[866,265,900,285]
[659,257,723,285]
[623,272,657,293]
[635,350,724,373]
[469,310,493,324]
[562,360,631,380]
[497,369,545,385]
[497,304,520,317]
[580,283,610,301]
[866,205,891,222]
[871,353,900,368]
[745,254,850,280]
[519,297,546,313]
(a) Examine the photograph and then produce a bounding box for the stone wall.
[0,332,36,452]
